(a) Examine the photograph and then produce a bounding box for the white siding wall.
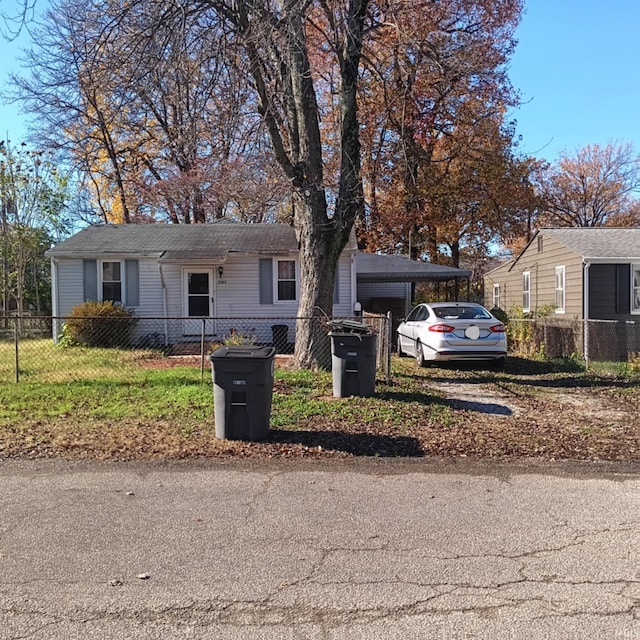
[333,252,354,317]
[55,259,84,317]
[159,264,182,318]
[357,282,407,307]
[53,250,356,345]
[138,261,165,316]
[53,258,164,317]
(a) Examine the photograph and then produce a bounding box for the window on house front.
[555,266,565,313]
[493,283,500,309]
[101,261,122,303]
[277,260,296,301]
[537,236,543,253]
[522,271,530,312]
[633,265,640,313]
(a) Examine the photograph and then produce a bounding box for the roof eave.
[47,250,164,259]
[357,270,471,283]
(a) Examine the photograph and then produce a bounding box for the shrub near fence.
[508,317,640,363]
[0,314,392,384]
[507,318,583,360]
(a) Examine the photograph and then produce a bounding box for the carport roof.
[356,252,471,282]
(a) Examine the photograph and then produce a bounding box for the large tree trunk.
[216,0,368,368]
[292,191,346,369]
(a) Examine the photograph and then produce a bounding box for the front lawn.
[0,342,638,462]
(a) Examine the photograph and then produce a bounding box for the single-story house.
[483,227,640,359]
[46,223,470,347]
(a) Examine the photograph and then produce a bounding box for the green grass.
[0,369,213,423]
[0,340,212,424]
[1,338,177,383]
[0,340,638,462]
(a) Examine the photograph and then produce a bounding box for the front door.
[183,269,214,336]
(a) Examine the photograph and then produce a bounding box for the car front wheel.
[397,338,406,357]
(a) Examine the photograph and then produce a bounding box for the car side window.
[406,307,421,322]
[416,307,428,321]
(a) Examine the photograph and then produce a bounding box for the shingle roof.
[356,252,470,282]
[542,227,640,260]
[47,224,468,282]
[46,223,307,258]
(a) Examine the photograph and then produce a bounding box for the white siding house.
[47,223,472,349]
[47,223,357,346]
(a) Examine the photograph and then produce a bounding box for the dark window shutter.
[83,260,98,301]
[259,258,273,304]
[125,259,139,307]
[333,271,339,304]
[616,264,631,314]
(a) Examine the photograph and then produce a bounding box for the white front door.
[183,269,214,336]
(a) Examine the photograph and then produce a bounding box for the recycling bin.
[329,332,377,398]
[209,345,276,441]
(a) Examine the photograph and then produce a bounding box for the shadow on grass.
[504,357,585,375]
[505,375,640,391]
[268,428,423,457]
[375,389,445,405]
[422,358,585,376]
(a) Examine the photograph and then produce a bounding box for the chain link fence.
[0,313,392,384]
[4,314,637,384]
[508,318,640,363]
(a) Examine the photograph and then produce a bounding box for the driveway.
[1,458,638,639]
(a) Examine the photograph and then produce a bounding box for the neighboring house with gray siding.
[47,223,470,348]
[484,227,640,320]
[484,227,640,358]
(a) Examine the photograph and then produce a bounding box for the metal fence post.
[584,319,590,368]
[386,311,392,383]
[200,317,206,381]
[14,316,19,383]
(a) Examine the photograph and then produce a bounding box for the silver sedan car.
[396,302,507,367]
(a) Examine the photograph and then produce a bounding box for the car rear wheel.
[492,357,506,370]
[415,340,426,367]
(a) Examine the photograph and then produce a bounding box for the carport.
[355,252,471,336]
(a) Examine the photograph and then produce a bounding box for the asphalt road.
[0,458,638,639]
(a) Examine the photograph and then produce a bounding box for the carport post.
[200,317,207,381]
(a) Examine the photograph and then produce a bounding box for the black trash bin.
[329,332,377,398]
[209,345,276,441]
[271,324,289,353]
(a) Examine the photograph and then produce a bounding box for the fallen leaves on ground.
[0,358,638,463]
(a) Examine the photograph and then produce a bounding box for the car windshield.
[432,305,491,320]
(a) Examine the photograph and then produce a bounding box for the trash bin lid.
[210,345,276,360]
[328,319,372,334]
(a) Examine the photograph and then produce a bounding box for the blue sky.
[0,0,638,163]
[508,0,640,161]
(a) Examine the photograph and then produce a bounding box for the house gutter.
[50,257,59,344]
[350,252,358,315]
[583,260,591,366]
[158,262,169,347]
